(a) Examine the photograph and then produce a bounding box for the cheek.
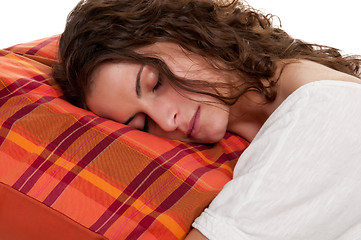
[202,110,229,142]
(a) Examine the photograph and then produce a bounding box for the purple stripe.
[93,141,243,235]
[125,215,155,240]
[4,45,16,52]
[94,166,167,234]
[186,150,245,182]
[90,143,184,233]
[13,117,86,191]
[152,144,235,186]
[125,160,228,239]
[91,143,203,234]
[89,160,158,233]
[25,36,59,56]
[0,79,38,100]
[13,117,98,193]
[17,157,55,193]
[0,96,55,146]
[0,75,50,104]
[42,171,77,206]
[42,129,127,206]
[32,74,54,87]
[154,143,208,168]
[125,182,192,240]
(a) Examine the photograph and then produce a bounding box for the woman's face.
[86,42,232,143]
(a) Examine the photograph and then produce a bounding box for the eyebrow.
[124,65,144,125]
[136,65,145,98]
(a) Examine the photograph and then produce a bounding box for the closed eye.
[153,74,163,92]
[142,115,149,132]
[124,114,135,125]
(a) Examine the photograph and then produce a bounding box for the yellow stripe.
[8,131,186,237]
[78,170,122,198]
[156,211,186,239]
[6,110,229,193]
[131,198,186,238]
[7,130,39,154]
[7,130,122,197]
[126,138,233,191]
[6,53,46,75]
[81,169,186,238]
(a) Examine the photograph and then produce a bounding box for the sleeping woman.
[52,0,361,239]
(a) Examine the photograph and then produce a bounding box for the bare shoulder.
[277,60,361,97]
[184,229,208,240]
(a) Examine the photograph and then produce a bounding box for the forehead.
[136,42,214,77]
[90,61,136,89]
[86,61,140,119]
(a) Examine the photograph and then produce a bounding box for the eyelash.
[142,115,149,132]
[153,74,163,92]
[140,73,162,132]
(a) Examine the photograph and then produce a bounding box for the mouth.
[187,106,200,138]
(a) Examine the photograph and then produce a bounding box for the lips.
[187,106,200,138]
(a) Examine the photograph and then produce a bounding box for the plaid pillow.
[0,36,248,239]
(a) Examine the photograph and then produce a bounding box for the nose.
[146,99,178,132]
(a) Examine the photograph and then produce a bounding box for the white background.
[0,0,360,55]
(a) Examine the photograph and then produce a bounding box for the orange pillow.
[0,36,248,239]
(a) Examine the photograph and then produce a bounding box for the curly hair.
[52,0,361,109]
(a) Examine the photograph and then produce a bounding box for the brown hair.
[52,0,361,108]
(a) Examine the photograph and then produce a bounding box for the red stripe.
[32,74,54,87]
[126,155,236,239]
[90,143,186,233]
[0,76,48,104]
[156,143,240,185]
[125,182,192,240]
[42,128,131,206]
[93,141,243,236]
[0,75,51,103]
[125,148,244,239]
[91,143,210,234]
[14,116,112,190]
[25,36,59,56]
[0,96,55,146]
[12,116,98,192]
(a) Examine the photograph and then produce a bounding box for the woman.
[53,0,361,239]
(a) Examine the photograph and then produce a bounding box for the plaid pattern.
[0,36,248,239]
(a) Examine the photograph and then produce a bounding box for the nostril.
[173,113,177,124]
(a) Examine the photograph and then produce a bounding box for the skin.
[87,42,361,144]
[86,43,232,143]
[86,42,361,239]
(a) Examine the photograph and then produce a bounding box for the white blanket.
[193,80,361,240]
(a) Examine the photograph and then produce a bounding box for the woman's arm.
[185,229,208,240]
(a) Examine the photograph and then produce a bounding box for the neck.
[227,61,286,142]
[227,59,361,142]
[227,91,279,142]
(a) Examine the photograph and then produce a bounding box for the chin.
[194,130,226,144]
